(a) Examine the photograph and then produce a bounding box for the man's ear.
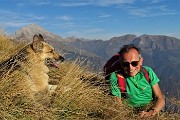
[32,34,43,52]
[139,57,143,65]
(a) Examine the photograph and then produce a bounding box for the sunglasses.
[121,61,139,67]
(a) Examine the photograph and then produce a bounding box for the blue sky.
[0,0,180,40]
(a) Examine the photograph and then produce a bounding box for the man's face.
[121,48,143,76]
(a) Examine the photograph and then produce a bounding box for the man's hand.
[140,110,157,119]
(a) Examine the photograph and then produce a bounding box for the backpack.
[103,53,121,80]
[103,54,155,99]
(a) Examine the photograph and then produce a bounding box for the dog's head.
[32,34,65,67]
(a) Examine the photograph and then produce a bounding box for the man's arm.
[109,72,122,98]
[140,84,165,119]
[151,84,165,112]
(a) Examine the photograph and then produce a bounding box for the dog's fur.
[0,34,64,96]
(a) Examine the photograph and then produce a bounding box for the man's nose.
[129,64,134,70]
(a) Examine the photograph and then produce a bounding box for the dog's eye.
[48,50,53,53]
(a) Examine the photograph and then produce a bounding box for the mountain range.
[9,24,180,98]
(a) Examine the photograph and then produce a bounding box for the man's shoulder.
[142,66,160,83]
[142,66,153,72]
[110,72,117,77]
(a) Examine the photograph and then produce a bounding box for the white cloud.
[85,28,106,33]
[58,0,135,7]
[16,1,51,7]
[99,13,111,18]
[128,5,179,17]
[16,2,27,7]
[129,8,149,17]
[58,2,91,7]
[14,0,134,7]
[57,16,72,21]
[0,10,18,18]
[146,0,164,4]
[4,21,30,27]
[26,14,45,20]
[95,0,135,6]
[0,10,45,30]
[36,1,50,6]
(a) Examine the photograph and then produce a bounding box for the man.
[109,44,165,119]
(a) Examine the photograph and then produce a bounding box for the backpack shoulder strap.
[141,67,150,83]
[141,67,156,100]
[116,72,127,98]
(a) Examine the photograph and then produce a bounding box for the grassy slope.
[0,35,179,120]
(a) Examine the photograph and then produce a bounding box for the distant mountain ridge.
[11,24,64,42]
[10,24,180,98]
[10,24,105,71]
[64,34,137,60]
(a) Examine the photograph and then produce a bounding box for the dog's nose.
[59,56,65,62]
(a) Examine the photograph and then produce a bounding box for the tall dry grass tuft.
[0,35,180,119]
[0,36,25,61]
[48,60,130,119]
[0,36,54,119]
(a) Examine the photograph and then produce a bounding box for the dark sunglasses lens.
[121,61,139,67]
[121,62,129,67]
[131,61,139,67]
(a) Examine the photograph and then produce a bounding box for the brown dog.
[0,34,64,97]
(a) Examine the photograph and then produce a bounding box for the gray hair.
[118,44,142,59]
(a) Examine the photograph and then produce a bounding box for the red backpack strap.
[141,67,156,100]
[116,73,127,98]
[141,67,156,101]
[141,67,150,83]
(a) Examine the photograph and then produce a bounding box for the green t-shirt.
[109,66,159,108]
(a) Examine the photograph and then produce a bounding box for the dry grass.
[0,35,180,120]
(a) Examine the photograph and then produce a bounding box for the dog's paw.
[48,84,57,92]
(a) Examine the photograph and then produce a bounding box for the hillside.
[0,35,180,119]
[9,24,180,99]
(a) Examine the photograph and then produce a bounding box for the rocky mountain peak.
[110,34,137,41]
[10,23,64,42]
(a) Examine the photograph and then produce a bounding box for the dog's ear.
[32,34,43,52]
[38,34,44,42]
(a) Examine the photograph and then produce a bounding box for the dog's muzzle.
[45,57,65,68]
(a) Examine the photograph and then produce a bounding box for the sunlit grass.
[0,35,179,119]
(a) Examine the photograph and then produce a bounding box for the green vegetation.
[0,35,179,120]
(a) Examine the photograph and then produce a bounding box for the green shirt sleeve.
[109,72,121,98]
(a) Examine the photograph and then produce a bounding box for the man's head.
[118,44,143,76]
